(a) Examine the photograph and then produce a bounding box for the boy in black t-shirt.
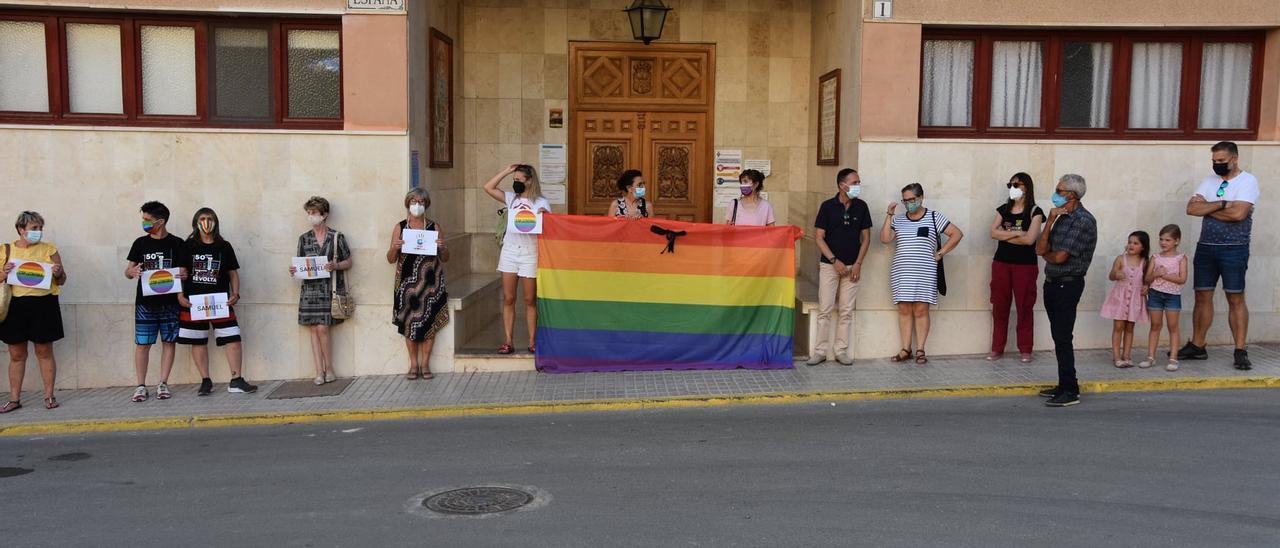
[124,202,187,402]
[176,207,256,396]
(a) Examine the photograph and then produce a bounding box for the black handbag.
[931,210,947,296]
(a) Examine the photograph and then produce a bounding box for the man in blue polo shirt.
[809,168,873,366]
[1179,141,1259,370]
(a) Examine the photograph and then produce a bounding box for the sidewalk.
[3,344,1278,436]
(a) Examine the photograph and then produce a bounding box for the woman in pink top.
[1101,231,1151,367]
[1141,224,1188,371]
[725,169,775,226]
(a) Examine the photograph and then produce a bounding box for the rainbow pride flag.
[536,214,801,373]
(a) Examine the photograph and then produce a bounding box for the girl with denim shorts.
[1142,224,1188,371]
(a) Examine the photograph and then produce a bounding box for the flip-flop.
[43,397,58,410]
[497,344,514,355]
[0,401,20,414]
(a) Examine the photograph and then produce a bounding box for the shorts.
[135,303,180,345]
[497,248,538,278]
[1146,289,1182,312]
[0,294,64,345]
[1193,243,1249,293]
[177,306,242,346]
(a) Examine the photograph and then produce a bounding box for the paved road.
[2,390,1278,547]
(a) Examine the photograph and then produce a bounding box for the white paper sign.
[714,149,743,186]
[141,268,184,296]
[347,0,404,11]
[291,257,331,280]
[542,183,567,205]
[189,292,230,321]
[401,229,439,256]
[507,203,544,235]
[539,143,567,184]
[5,260,54,290]
[744,159,772,176]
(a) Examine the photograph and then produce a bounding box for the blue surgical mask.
[634,187,646,199]
[845,185,861,199]
[25,230,42,244]
[1051,193,1069,208]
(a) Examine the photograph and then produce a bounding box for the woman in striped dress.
[879,183,964,364]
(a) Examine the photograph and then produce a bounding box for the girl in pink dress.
[1101,231,1150,367]
[1141,224,1188,371]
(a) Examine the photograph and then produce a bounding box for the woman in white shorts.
[483,164,551,354]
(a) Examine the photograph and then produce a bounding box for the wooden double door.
[570,43,715,222]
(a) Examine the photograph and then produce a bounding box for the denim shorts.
[1146,289,1182,312]
[1193,243,1249,293]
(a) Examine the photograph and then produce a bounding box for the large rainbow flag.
[536,214,801,373]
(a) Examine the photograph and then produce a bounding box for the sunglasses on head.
[1216,180,1229,198]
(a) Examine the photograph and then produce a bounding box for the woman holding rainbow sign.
[1,211,67,413]
[484,164,551,355]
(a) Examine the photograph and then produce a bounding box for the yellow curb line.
[2,376,1277,437]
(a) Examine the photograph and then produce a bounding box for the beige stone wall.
[849,140,1280,357]
[459,0,813,273]
[0,128,420,392]
[409,1,467,246]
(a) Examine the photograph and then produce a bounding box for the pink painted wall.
[859,22,921,140]
[343,14,409,131]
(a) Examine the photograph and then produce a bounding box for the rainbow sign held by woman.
[6,261,53,290]
[536,215,801,372]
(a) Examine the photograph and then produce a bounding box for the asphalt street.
[2,389,1278,547]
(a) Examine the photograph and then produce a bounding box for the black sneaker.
[1038,386,1062,398]
[1234,349,1252,370]
[1177,341,1208,360]
[228,377,258,394]
[197,378,213,396]
[1045,392,1080,407]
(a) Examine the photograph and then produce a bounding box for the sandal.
[0,401,20,414]
[405,367,420,380]
[497,343,514,355]
[914,349,929,364]
[890,348,912,362]
[527,344,536,354]
[422,372,435,380]
[43,397,58,410]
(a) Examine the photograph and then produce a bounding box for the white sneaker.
[836,353,854,366]
[131,385,148,403]
[805,353,827,366]
[156,382,172,400]
[324,371,336,383]
[313,376,325,386]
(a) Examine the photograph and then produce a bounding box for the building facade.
[2,0,1278,390]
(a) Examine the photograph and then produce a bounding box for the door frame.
[568,41,716,221]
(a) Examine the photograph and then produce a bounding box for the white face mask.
[1008,187,1025,201]
[307,214,325,226]
[409,204,426,217]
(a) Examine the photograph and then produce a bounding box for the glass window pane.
[1199,43,1252,130]
[921,40,974,127]
[1059,42,1112,128]
[212,27,271,122]
[990,41,1042,128]
[0,21,49,112]
[140,25,197,116]
[1128,43,1182,129]
[287,29,341,119]
[66,22,123,114]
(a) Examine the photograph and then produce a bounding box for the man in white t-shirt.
[1180,141,1259,370]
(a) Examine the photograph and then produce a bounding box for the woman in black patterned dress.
[387,188,450,380]
[289,196,352,386]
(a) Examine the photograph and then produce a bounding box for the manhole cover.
[422,486,534,515]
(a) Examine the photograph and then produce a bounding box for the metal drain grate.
[422,486,534,515]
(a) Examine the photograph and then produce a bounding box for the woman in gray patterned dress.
[387,188,450,380]
[289,197,352,385]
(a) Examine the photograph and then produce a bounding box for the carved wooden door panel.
[575,111,641,217]
[643,112,705,222]
[570,42,715,222]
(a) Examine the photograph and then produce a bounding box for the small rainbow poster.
[291,256,332,279]
[141,268,183,296]
[506,203,544,235]
[5,260,53,290]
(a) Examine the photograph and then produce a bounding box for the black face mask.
[1212,162,1231,176]
[512,180,526,194]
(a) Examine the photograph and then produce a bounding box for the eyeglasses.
[901,198,920,205]
[1216,180,1229,198]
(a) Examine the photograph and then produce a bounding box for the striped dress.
[889,209,949,305]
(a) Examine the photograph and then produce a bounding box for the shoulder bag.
[730,199,739,225]
[931,210,948,296]
[329,231,355,319]
[0,244,11,322]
